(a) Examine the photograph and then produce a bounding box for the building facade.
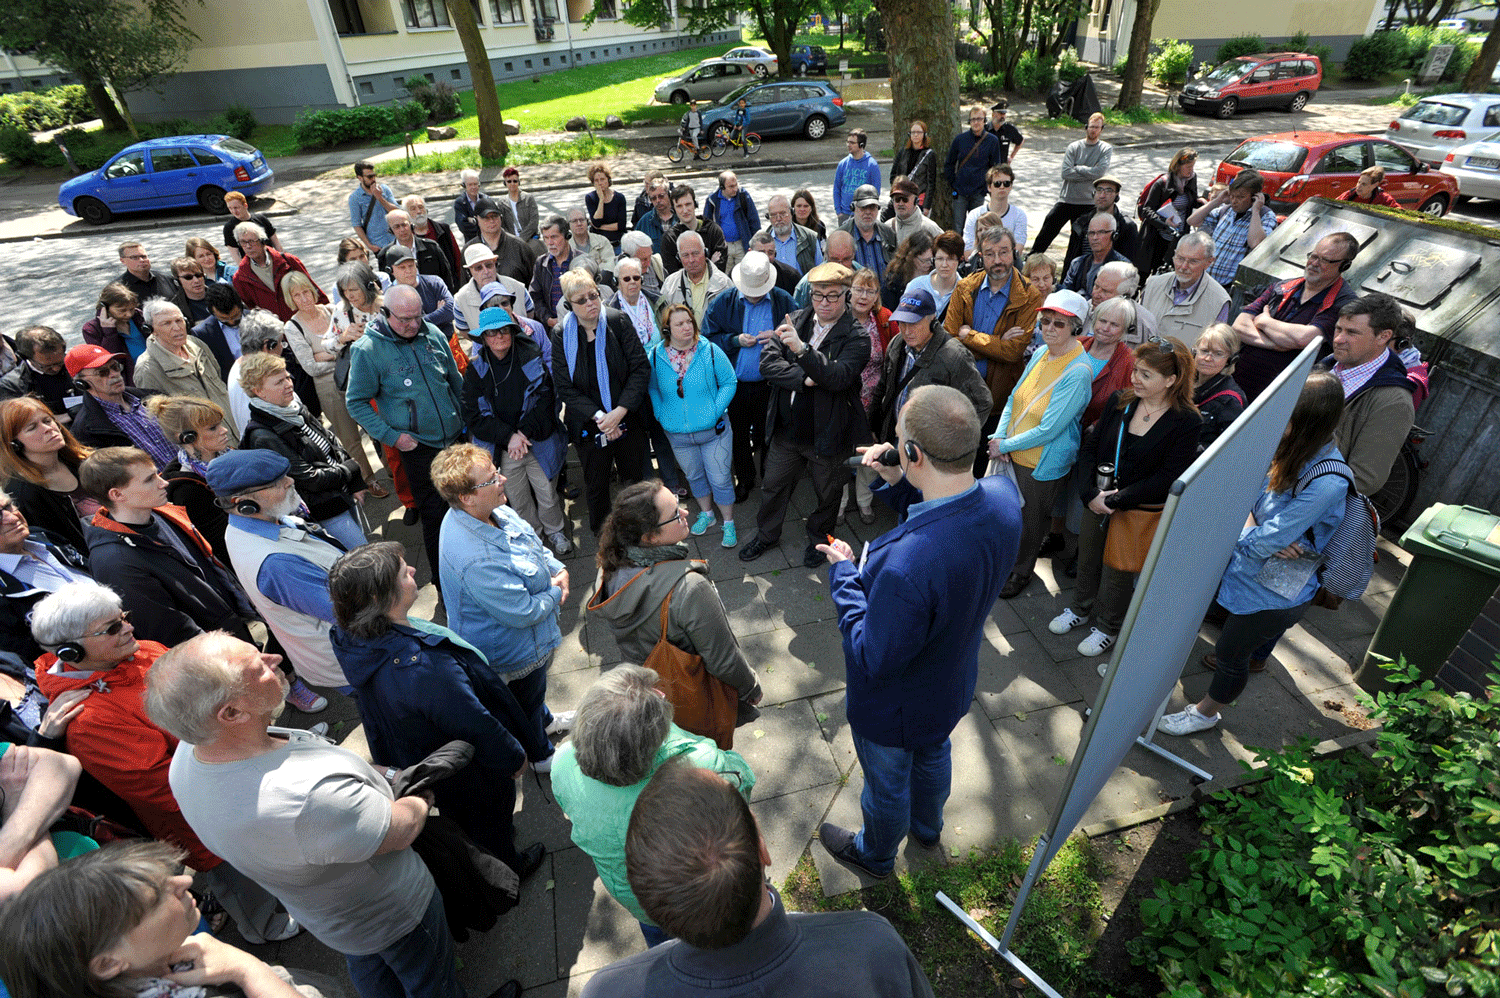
[3,0,736,124]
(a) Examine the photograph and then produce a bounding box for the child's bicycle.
[666,134,712,162]
[711,126,761,156]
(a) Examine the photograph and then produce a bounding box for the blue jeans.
[850,730,952,874]
[319,509,367,551]
[344,890,464,998]
[667,425,735,507]
[507,653,555,763]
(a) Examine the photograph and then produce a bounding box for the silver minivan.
[654,60,755,105]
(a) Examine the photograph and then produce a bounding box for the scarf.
[626,541,690,566]
[666,342,696,378]
[249,397,336,461]
[176,447,211,479]
[560,311,613,413]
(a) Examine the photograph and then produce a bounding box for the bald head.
[385,284,422,311]
[826,230,856,268]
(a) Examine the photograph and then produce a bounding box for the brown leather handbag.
[643,581,738,750]
[1103,505,1164,573]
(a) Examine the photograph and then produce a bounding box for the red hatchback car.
[1214,131,1459,217]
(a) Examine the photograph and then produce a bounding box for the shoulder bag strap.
[360,189,379,232]
[1006,355,1090,436]
[1112,402,1132,474]
[956,132,989,175]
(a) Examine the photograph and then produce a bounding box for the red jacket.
[1079,336,1135,430]
[232,248,326,321]
[35,642,221,870]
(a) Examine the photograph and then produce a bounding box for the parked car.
[789,44,828,76]
[1439,129,1500,200]
[1387,94,1500,167]
[654,59,758,105]
[1178,52,1322,119]
[58,134,275,226]
[698,80,845,142]
[721,47,778,76]
[1214,131,1459,217]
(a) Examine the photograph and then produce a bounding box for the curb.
[0,205,302,245]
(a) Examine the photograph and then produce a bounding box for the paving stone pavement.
[226,466,1402,997]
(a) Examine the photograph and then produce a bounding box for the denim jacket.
[439,505,564,677]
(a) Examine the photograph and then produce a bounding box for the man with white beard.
[208,450,351,690]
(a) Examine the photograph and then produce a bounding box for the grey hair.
[750,229,775,249]
[1096,260,1139,297]
[572,665,674,787]
[619,231,653,256]
[1088,212,1118,234]
[232,220,267,244]
[327,541,405,640]
[978,225,1017,254]
[141,298,183,331]
[766,193,790,213]
[400,195,426,213]
[567,207,588,223]
[385,208,410,226]
[676,230,705,254]
[460,168,480,184]
[145,632,254,744]
[616,256,642,277]
[570,255,600,278]
[1177,230,1216,260]
[238,308,285,353]
[826,229,855,256]
[1092,295,1139,333]
[30,581,122,649]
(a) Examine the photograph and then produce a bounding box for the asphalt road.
[8,137,1498,345]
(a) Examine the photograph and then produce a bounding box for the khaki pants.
[500,449,565,536]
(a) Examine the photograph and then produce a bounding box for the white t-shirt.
[168,728,434,956]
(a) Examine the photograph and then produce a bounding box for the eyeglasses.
[472,471,502,489]
[82,611,132,639]
[989,180,1012,188]
[1306,251,1347,267]
[656,505,687,528]
[86,362,124,377]
[181,273,205,280]
[892,195,913,204]
[619,274,642,282]
[570,292,602,306]
[505,178,520,185]
[809,289,845,303]
[388,312,423,324]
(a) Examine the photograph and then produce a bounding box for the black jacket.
[550,308,652,439]
[1078,391,1202,510]
[84,506,256,647]
[661,219,728,275]
[461,334,561,448]
[162,460,231,565]
[1065,205,1140,265]
[69,389,163,452]
[1193,372,1245,453]
[378,236,454,292]
[189,316,238,380]
[241,408,362,522]
[5,471,88,554]
[0,363,83,417]
[759,306,870,457]
[0,527,88,665]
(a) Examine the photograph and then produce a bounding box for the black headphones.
[235,497,262,516]
[10,439,24,456]
[1338,258,1351,273]
[53,639,87,664]
[179,429,197,446]
[903,439,976,466]
[380,305,392,319]
[73,376,94,394]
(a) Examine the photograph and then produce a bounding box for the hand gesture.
[37,688,90,739]
[507,431,530,461]
[163,934,261,990]
[776,321,804,355]
[1088,489,1117,517]
[815,537,855,564]
[859,443,904,485]
[551,569,570,604]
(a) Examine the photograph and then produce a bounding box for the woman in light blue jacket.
[1158,372,1349,738]
[647,304,738,547]
[986,289,1094,599]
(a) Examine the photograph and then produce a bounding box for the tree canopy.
[591,0,819,72]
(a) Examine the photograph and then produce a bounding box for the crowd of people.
[0,104,1431,998]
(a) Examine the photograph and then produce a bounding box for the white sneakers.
[1077,628,1115,658]
[545,710,575,735]
[1158,704,1221,736]
[1048,608,1087,634]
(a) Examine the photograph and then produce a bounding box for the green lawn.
[373,135,625,174]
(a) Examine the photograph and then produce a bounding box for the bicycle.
[666,134,712,163]
[711,126,761,157]
[1370,424,1428,529]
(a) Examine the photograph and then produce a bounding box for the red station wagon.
[1178,52,1322,119]
[1214,131,1459,217]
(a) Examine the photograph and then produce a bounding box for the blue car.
[58,134,275,225]
[789,45,828,76]
[699,80,845,143]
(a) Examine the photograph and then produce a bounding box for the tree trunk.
[83,76,129,133]
[1114,0,1160,110]
[446,0,509,159]
[876,0,960,226]
[1462,15,1500,92]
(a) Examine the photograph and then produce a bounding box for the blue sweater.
[833,154,881,215]
[829,475,1021,749]
[645,340,737,434]
[992,345,1094,481]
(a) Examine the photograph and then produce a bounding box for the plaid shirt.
[101,395,178,469]
[1332,350,1389,398]
[1205,204,1279,286]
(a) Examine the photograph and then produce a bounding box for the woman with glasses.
[904,230,964,319]
[0,397,95,553]
[1050,338,1201,659]
[281,271,385,496]
[82,283,145,381]
[586,481,762,747]
[133,301,238,441]
[890,119,937,213]
[646,305,738,547]
[551,270,651,534]
[880,230,934,312]
[1191,322,1246,452]
[170,257,213,325]
[1135,147,1199,277]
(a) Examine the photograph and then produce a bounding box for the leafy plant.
[205,102,257,141]
[0,123,64,167]
[1285,30,1332,65]
[1057,47,1087,82]
[1214,34,1265,63]
[1344,31,1409,82]
[1148,39,1195,86]
[1133,659,1500,997]
[1013,50,1057,94]
[291,101,426,149]
[1112,53,1131,76]
[0,85,92,132]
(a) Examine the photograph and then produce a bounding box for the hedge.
[291,101,427,149]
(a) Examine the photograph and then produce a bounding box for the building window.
[403,0,450,28]
[543,57,550,65]
[505,61,514,70]
[359,81,375,94]
[525,59,532,68]
[327,0,368,33]
[491,0,525,21]
[451,69,462,80]
[594,0,617,18]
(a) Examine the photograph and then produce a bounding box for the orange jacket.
[35,642,221,871]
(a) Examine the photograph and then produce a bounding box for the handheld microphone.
[846,449,901,468]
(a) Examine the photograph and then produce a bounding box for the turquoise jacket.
[991,345,1093,482]
[345,317,464,448]
[645,339,737,435]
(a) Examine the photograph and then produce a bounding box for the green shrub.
[1112,53,1131,76]
[221,103,258,140]
[1214,34,1265,63]
[0,123,63,167]
[1057,47,1087,82]
[0,85,94,132]
[864,10,884,52]
[1344,31,1409,82]
[1285,30,1333,65]
[1148,39,1196,85]
[1013,50,1057,94]
[291,101,426,149]
[1133,660,1500,997]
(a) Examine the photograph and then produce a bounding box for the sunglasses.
[892,195,914,203]
[619,275,642,282]
[570,292,602,306]
[990,180,1012,188]
[83,611,132,639]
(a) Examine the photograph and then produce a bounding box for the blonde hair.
[279,270,318,311]
[237,351,287,394]
[1195,322,1241,374]
[145,396,226,443]
[431,442,491,506]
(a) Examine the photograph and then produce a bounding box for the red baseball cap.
[65,344,127,378]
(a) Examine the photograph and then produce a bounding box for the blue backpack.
[1297,458,1379,609]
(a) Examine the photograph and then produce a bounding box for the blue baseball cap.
[890,288,937,324]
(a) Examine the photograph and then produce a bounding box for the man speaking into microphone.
[816,384,1021,879]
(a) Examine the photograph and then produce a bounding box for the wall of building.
[1078,0,1378,69]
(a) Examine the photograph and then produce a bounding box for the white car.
[1387,93,1500,166]
[1439,129,1500,199]
[720,47,778,76]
